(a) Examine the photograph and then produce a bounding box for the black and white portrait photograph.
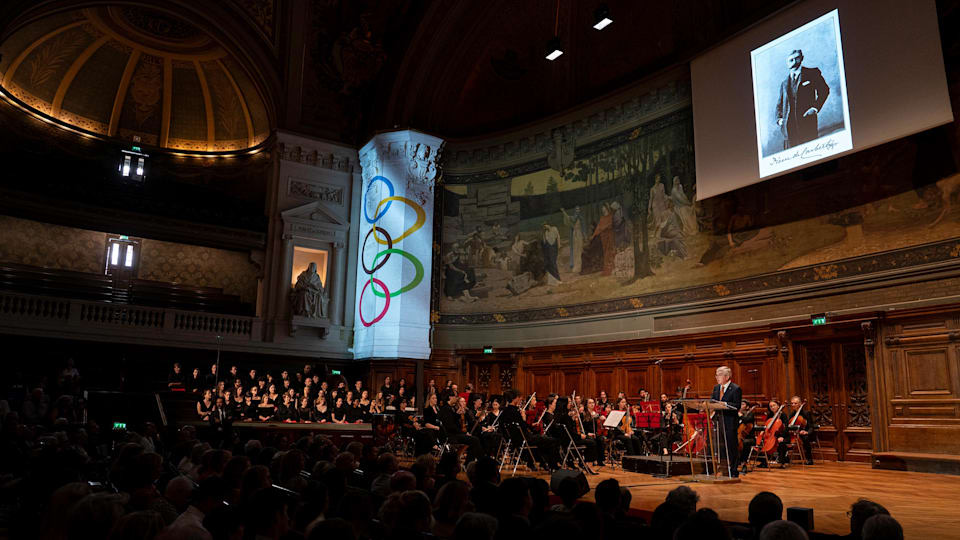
[751,9,852,178]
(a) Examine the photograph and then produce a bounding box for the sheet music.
[603,410,626,428]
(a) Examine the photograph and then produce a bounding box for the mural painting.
[439,108,960,322]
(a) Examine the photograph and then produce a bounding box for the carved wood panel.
[807,344,834,428]
[626,368,648,399]
[903,348,953,397]
[843,343,870,428]
[563,370,581,395]
[594,369,615,398]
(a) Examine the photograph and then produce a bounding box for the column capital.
[332,241,345,251]
[359,130,445,191]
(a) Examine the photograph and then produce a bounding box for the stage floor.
[510,461,960,537]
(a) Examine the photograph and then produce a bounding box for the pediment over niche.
[281,201,347,242]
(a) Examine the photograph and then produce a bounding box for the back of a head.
[390,470,417,493]
[247,488,287,536]
[377,452,399,474]
[594,479,621,512]
[674,508,729,540]
[850,499,890,539]
[435,480,472,524]
[749,491,784,530]
[651,502,687,539]
[557,477,580,507]
[396,490,434,533]
[759,520,809,540]
[307,517,356,540]
[665,485,700,515]
[107,510,164,540]
[474,456,499,485]
[862,514,903,540]
[454,512,498,540]
[203,505,243,540]
[497,477,531,517]
[67,493,129,540]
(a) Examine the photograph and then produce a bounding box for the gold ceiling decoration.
[0,6,270,153]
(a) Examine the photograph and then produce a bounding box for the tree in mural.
[546,176,559,193]
[615,121,693,284]
[523,180,535,196]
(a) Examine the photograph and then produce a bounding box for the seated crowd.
[0,358,907,540]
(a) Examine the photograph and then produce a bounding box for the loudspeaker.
[787,507,814,531]
[550,469,589,497]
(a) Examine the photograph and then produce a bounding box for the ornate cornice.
[358,130,445,189]
[278,141,355,173]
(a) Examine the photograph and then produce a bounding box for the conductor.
[711,365,743,477]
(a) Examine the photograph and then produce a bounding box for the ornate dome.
[0,6,271,152]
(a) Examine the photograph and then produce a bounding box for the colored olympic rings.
[359,278,390,327]
[369,248,423,297]
[361,227,393,273]
[371,196,425,244]
[363,176,394,224]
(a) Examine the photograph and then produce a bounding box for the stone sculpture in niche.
[290,262,327,318]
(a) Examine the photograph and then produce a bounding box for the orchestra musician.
[596,391,610,411]
[501,390,560,471]
[738,401,757,465]
[787,395,815,465]
[609,397,642,455]
[415,393,444,456]
[659,400,682,455]
[553,396,599,467]
[477,397,504,456]
[711,365,743,477]
[759,399,788,467]
[440,393,483,463]
[582,398,606,466]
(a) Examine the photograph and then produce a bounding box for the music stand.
[677,398,738,482]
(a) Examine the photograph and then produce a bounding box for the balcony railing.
[0,290,259,342]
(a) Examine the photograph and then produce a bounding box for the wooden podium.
[676,398,741,484]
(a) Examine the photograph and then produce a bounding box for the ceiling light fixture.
[545,0,563,61]
[593,4,613,30]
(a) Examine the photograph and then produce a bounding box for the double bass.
[756,402,787,455]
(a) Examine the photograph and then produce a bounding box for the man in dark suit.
[711,365,743,477]
[775,49,830,149]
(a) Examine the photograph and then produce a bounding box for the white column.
[353,130,444,359]
[278,234,294,319]
[329,241,344,326]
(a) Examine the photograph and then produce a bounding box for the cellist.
[758,399,789,467]
[787,395,815,465]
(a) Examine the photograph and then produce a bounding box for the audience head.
[247,488,289,539]
[666,485,700,515]
[759,520,810,540]
[862,514,902,540]
[594,478,621,513]
[849,499,890,540]
[453,512,498,540]
[434,480,472,525]
[203,505,244,540]
[497,477,532,517]
[557,477,580,509]
[675,508,730,540]
[749,491,783,530]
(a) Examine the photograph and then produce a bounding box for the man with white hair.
[711,365,743,477]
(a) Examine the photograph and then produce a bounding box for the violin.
[757,402,787,454]
[620,406,634,436]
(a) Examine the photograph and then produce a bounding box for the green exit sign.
[131,146,141,152]
[113,422,126,430]
[811,314,827,326]
[331,369,341,375]
[483,346,493,354]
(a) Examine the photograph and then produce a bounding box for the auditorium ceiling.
[0,0,795,146]
[0,4,272,153]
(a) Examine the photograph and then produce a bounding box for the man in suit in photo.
[711,365,743,477]
[775,49,830,149]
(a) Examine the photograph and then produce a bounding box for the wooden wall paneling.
[695,361,723,398]
[661,364,687,398]
[737,359,765,401]
[563,369,582,396]
[594,367,616,400]
[626,367,649,400]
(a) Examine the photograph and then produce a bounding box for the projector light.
[545,36,564,60]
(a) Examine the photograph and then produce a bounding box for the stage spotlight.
[593,4,613,30]
[545,36,564,61]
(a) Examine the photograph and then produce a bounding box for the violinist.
[659,400,682,455]
[439,394,482,463]
[467,397,485,432]
[501,390,560,471]
[582,398,606,466]
[610,397,643,455]
[710,365,743,477]
[597,391,610,411]
[414,393,444,456]
[557,396,599,466]
[787,395,815,465]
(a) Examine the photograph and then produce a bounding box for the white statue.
[290,262,327,318]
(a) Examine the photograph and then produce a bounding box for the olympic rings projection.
[358,278,390,326]
[358,175,429,327]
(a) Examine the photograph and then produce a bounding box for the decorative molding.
[777,331,789,358]
[278,142,355,173]
[358,131,445,192]
[287,177,344,205]
[861,321,876,357]
[443,78,690,172]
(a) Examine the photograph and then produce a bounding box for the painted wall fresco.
[438,106,960,324]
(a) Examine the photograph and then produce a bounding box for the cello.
[756,402,787,455]
[787,400,808,445]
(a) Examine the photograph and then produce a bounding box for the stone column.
[329,241,344,326]
[278,234,294,319]
[353,130,444,359]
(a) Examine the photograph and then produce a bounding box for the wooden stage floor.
[509,461,960,537]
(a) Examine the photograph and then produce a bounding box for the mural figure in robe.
[443,247,478,301]
[290,262,327,318]
[670,176,698,235]
[560,206,585,273]
[611,201,629,250]
[649,174,670,230]
[584,203,615,275]
[656,200,688,259]
[541,223,562,285]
